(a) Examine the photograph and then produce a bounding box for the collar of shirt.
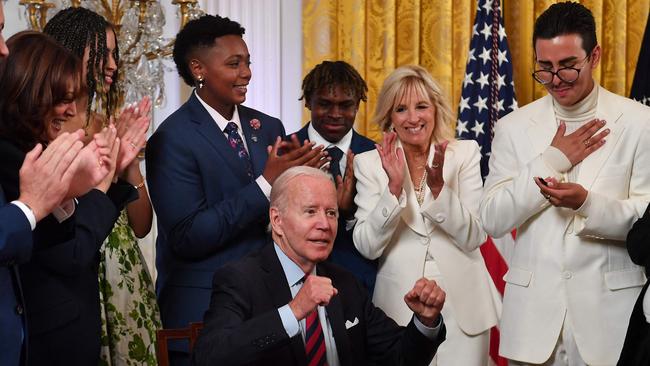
[307,122,353,154]
[307,123,353,174]
[274,243,312,288]
[195,90,243,135]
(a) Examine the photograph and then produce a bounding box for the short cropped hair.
[533,1,597,55]
[173,14,245,86]
[0,31,81,151]
[270,166,333,214]
[373,65,455,143]
[300,60,368,105]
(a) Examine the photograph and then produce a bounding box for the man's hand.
[18,131,84,222]
[404,278,445,328]
[335,150,356,218]
[288,275,338,321]
[262,135,327,184]
[535,177,588,210]
[550,119,609,166]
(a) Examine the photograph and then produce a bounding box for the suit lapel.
[239,106,268,178]
[188,95,251,183]
[259,243,307,366]
[576,87,625,190]
[527,95,558,157]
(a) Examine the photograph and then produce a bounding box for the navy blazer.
[0,138,136,366]
[193,242,445,365]
[146,94,286,337]
[0,185,32,366]
[292,123,377,294]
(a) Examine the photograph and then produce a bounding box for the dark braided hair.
[173,14,245,86]
[44,7,119,126]
[300,61,368,105]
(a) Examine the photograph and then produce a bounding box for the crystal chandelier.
[19,0,205,109]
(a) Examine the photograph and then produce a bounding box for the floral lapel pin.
[250,118,261,142]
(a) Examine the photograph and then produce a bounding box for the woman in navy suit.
[146,15,326,365]
[0,31,141,365]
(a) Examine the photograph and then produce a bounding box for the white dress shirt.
[195,91,272,199]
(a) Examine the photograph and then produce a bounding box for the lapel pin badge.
[250,118,261,143]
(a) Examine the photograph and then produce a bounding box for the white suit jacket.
[353,139,500,335]
[480,86,650,365]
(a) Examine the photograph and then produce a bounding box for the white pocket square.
[345,317,359,330]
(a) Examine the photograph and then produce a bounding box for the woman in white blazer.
[353,65,500,365]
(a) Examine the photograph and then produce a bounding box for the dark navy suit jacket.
[0,138,135,365]
[193,242,445,365]
[0,186,32,366]
[293,123,377,294]
[146,94,286,341]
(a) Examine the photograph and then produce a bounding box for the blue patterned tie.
[224,122,253,179]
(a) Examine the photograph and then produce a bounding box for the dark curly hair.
[533,1,597,55]
[0,31,81,151]
[173,14,246,87]
[300,60,368,106]
[44,7,119,125]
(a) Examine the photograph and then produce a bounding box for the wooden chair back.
[156,322,204,366]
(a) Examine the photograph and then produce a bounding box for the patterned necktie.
[224,122,253,179]
[325,146,344,180]
[303,275,328,366]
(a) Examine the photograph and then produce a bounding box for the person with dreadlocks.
[44,7,160,366]
[146,14,327,365]
[291,60,378,294]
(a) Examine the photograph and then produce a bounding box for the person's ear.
[189,58,204,81]
[589,44,601,69]
[270,207,284,236]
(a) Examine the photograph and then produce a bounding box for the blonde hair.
[373,65,455,143]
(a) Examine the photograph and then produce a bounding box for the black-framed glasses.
[532,55,591,85]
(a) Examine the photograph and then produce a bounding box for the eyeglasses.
[532,55,591,85]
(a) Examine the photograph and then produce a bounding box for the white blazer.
[480,86,650,365]
[353,139,500,335]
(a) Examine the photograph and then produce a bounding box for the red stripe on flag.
[480,235,510,366]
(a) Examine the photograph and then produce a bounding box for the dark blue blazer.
[292,123,377,294]
[0,186,32,366]
[193,242,445,365]
[146,94,286,336]
[0,138,136,365]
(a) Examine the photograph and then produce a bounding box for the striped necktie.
[303,276,327,366]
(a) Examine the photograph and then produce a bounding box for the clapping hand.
[425,141,448,199]
[65,125,117,198]
[376,131,405,198]
[114,96,151,176]
[335,150,356,218]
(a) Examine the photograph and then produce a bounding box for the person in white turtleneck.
[480,2,650,366]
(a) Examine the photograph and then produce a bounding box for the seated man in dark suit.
[193,166,446,365]
[293,60,378,294]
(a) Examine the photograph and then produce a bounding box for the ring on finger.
[431,163,440,169]
[543,194,551,200]
[583,139,590,147]
[129,142,137,149]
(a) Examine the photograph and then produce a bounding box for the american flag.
[456,1,517,365]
